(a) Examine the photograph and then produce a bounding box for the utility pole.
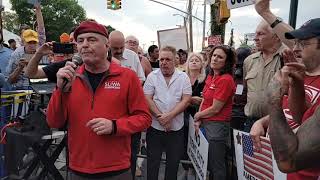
[288,0,298,29]
[188,0,193,51]
[210,1,225,43]
[202,2,206,49]
[244,34,248,45]
[228,28,234,47]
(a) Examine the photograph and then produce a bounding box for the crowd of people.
[0,0,319,179]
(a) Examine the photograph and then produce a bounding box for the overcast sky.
[2,0,319,52]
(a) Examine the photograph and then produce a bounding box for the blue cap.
[285,18,320,40]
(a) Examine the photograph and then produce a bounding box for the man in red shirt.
[251,0,320,179]
[267,22,320,178]
[46,20,151,179]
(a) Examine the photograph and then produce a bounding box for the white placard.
[236,84,244,95]
[227,0,254,9]
[187,116,209,180]
[157,27,189,51]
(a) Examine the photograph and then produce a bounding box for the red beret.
[74,20,108,40]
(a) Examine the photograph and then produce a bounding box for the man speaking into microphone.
[46,20,152,180]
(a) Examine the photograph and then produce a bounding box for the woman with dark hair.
[194,45,236,180]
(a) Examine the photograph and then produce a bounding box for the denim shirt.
[0,46,13,76]
[6,46,30,89]
[0,46,13,90]
[6,46,50,89]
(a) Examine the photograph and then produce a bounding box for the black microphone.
[62,53,83,89]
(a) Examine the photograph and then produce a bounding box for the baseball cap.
[22,29,39,43]
[74,20,108,40]
[285,18,320,40]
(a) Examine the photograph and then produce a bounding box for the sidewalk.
[136,158,197,180]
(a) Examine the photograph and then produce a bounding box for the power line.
[167,0,204,2]
[162,0,186,4]
[162,0,204,4]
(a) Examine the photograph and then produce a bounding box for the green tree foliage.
[9,0,86,41]
[2,11,20,34]
[106,25,115,34]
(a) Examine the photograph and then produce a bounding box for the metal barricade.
[0,90,33,178]
[1,90,33,122]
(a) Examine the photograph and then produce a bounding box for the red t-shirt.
[281,75,320,180]
[286,99,320,180]
[282,75,320,130]
[200,74,235,122]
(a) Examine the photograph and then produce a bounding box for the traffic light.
[115,0,121,9]
[218,0,230,24]
[107,0,121,10]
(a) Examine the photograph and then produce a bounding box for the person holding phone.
[25,28,78,82]
[6,30,46,90]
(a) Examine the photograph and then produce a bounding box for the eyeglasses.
[125,40,138,45]
[294,40,319,49]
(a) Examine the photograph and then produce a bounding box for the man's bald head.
[257,20,275,35]
[254,19,281,52]
[109,30,125,59]
[109,30,125,44]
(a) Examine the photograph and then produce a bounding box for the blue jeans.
[202,121,230,180]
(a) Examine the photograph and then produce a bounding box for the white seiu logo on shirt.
[105,81,120,89]
[305,85,320,105]
[282,84,320,131]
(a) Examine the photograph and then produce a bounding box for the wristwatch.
[270,17,282,28]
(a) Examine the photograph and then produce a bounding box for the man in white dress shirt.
[143,45,192,180]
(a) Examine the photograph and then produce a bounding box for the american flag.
[287,119,300,130]
[242,134,274,180]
